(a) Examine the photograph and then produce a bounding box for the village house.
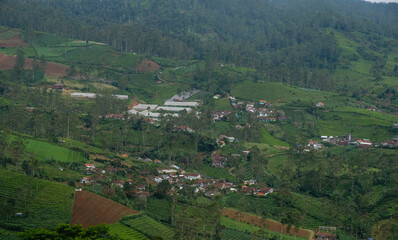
[104,114,125,120]
[257,108,271,117]
[111,180,125,188]
[316,102,325,108]
[80,177,94,184]
[173,125,194,133]
[85,163,95,170]
[212,110,231,121]
[244,179,257,185]
[308,141,323,150]
[259,100,272,107]
[184,173,201,181]
[52,83,64,90]
[211,154,228,168]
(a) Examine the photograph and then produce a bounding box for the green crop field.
[0,169,74,230]
[25,139,87,163]
[120,214,174,240]
[222,229,253,240]
[145,198,172,224]
[109,223,149,240]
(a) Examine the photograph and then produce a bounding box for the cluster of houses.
[78,160,275,198]
[320,134,373,148]
[380,135,398,148]
[211,152,228,168]
[212,95,287,123]
[70,92,129,100]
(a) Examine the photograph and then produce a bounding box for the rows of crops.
[109,223,149,240]
[145,198,172,224]
[0,169,74,229]
[120,215,174,240]
[222,229,253,240]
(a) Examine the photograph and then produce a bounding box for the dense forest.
[1,0,397,90]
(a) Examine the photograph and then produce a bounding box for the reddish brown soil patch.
[134,58,160,72]
[71,190,139,228]
[222,208,312,239]
[0,35,28,48]
[0,53,68,77]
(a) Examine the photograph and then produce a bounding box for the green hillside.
[0,169,74,230]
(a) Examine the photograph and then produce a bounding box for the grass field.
[25,139,87,163]
[317,109,395,141]
[261,127,290,147]
[0,169,74,230]
[231,81,334,104]
[212,98,233,111]
[200,165,235,182]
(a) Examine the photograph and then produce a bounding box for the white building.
[133,104,159,111]
[71,92,96,98]
[157,106,192,113]
[164,101,200,107]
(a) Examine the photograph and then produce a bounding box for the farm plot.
[120,214,174,240]
[0,53,68,77]
[109,223,149,240]
[222,208,312,239]
[70,190,139,228]
[25,139,86,163]
[0,169,74,229]
[145,198,172,224]
[222,229,253,240]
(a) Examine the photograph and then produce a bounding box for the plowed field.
[71,190,139,228]
[222,208,312,239]
[0,35,28,48]
[134,59,160,72]
[0,53,68,77]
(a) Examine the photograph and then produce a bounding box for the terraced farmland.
[120,214,174,240]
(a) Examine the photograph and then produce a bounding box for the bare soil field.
[134,59,160,72]
[222,208,312,239]
[70,190,139,228]
[0,35,28,48]
[0,53,68,77]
